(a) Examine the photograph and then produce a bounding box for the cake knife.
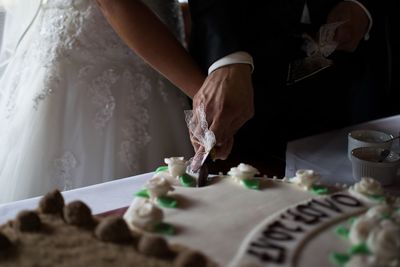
[197,149,215,187]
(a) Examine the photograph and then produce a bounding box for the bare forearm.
[96,0,205,98]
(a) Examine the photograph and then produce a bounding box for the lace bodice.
[0,0,191,199]
[35,0,184,61]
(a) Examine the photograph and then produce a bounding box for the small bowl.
[348,129,394,159]
[350,147,400,185]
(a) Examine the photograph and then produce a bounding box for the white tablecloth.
[0,172,153,225]
[285,114,400,192]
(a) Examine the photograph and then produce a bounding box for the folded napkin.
[287,21,346,84]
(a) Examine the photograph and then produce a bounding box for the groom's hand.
[192,64,254,160]
[327,1,369,52]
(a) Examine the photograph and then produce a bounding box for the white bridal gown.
[0,0,193,203]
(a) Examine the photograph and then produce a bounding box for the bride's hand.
[96,0,205,98]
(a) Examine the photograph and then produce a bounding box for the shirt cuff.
[208,51,254,75]
[344,0,373,40]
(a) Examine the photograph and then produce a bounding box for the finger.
[334,26,352,45]
[213,138,234,160]
[210,119,232,148]
[190,135,201,152]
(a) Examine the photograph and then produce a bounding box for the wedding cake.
[0,158,399,267]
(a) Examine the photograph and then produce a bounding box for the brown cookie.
[138,234,173,259]
[0,232,12,250]
[63,201,93,227]
[95,216,133,244]
[174,250,208,267]
[14,210,41,232]
[38,189,65,214]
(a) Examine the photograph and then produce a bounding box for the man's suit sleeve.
[188,0,249,71]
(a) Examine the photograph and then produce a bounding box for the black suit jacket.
[188,0,376,72]
[187,0,391,154]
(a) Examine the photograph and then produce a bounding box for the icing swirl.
[393,210,400,224]
[228,163,259,181]
[145,175,174,199]
[393,197,400,209]
[164,157,188,178]
[352,177,383,197]
[290,169,320,190]
[349,216,379,245]
[365,204,392,219]
[123,198,163,231]
[367,220,400,264]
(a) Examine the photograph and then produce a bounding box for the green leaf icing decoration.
[153,222,174,236]
[329,252,350,267]
[369,194,385,202]
[156,196,178,208]
[155,166,168,173]
[334,225,349,239]
[240,179,260,190]
[135,189,149,198]
[348,217,356,226]
[310,185,329,195]
[348,243,370,255]
[179,174,195,187]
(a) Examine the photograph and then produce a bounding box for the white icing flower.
[145,175,174,199]
[345,255,379,267]
[352,177,384,197]
[367,220,400,264]
[290,169,320,190]
[228,163,259,181]
[164,157,188,178]
[349,215,379,245]
[393,197,400,209]
[123,198,163,231]
[365,204,392,219]
[392,210,400,224]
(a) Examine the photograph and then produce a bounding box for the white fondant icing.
[290,169,320,190]
[145,175,174,199]
[228,192,366,267]
[124,165,397,267]
[123,198,163,232]
[162,177,316,267]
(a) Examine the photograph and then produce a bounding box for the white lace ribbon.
[184,103,216,173]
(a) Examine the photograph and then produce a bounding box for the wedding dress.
[0,0,193,203]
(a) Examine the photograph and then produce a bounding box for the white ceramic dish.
[347,129,394,159]
[350,147,400,185]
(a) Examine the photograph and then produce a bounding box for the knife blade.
[197,159,209,187]
[197,150,215,187]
